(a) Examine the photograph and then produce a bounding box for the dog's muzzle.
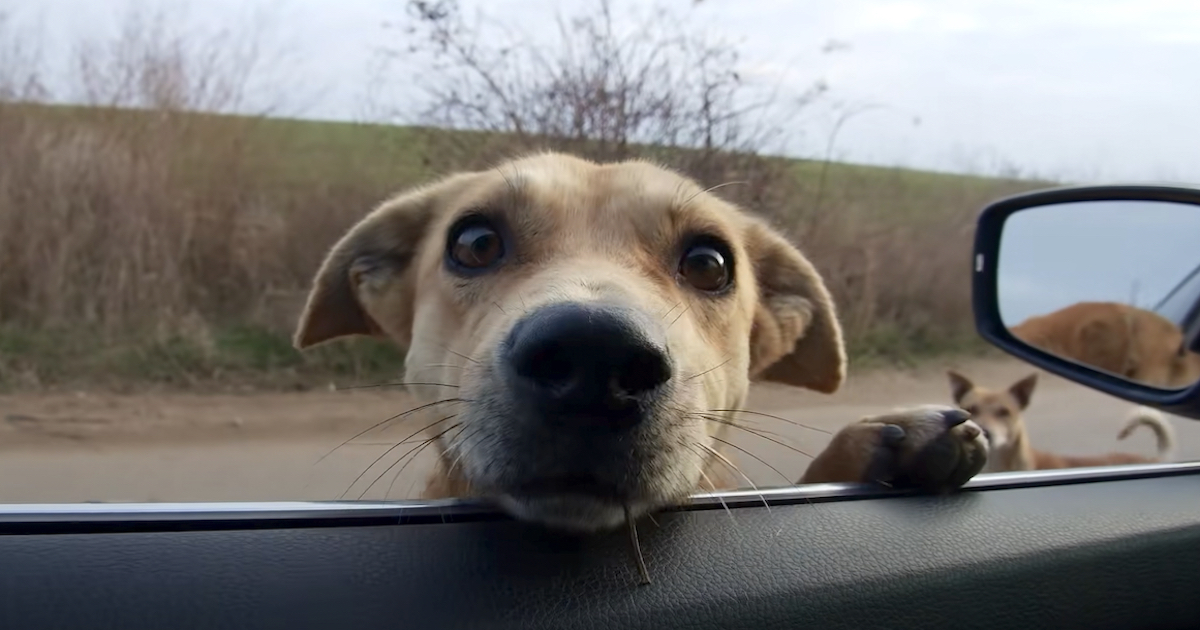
[486,301,676,530]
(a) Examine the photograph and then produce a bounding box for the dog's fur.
[293,152,988,533]
[1010,301,1200,389]
[947,369,1174,472]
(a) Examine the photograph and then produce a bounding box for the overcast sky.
[5,0,1200,183]
[997,200,1200,326]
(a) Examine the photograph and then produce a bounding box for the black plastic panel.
[3,474,1200,630]
[971,184,1200,419]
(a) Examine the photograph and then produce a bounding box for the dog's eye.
[996,408,1010,418]
[679,245,730,292]
[448,220,504,270]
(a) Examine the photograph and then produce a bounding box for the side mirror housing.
[973,184,1200,420]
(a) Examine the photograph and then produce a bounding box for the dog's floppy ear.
[743,219,846,393]
[947,370,974,404]
[1008,373,1039,410]
[293,174,474,349]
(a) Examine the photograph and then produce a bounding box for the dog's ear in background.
[1007,373,1039,410]
[947,370,975,405]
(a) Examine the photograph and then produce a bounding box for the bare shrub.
[379,0,829,227]
[377,0,1028,362]
[0,5,304,335]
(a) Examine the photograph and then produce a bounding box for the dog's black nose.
[505,302,671,427]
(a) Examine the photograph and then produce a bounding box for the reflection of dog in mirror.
[292,152,989,533]
[1010,301,1200,389]
[947,369,1174,472]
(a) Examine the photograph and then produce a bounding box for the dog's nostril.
[613,348,671,396]
[514,341,575,386]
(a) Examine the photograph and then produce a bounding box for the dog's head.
[947,369,1035,454]
[293,152,845,532]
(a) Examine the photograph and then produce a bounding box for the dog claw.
[880,424,906,446]
[939,408,971,428]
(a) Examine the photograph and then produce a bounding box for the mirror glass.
[997,199,1200,390]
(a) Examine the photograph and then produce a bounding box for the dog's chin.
[496,493,654,534]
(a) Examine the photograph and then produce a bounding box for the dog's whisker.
[354,423,458,501]
[694,414,814,459]
[707,435,792,489]
[686,357,733,381]
[492,301,507,315]
[362,421,461,500]
[412,337,482,365]
[344,440,431,446]
[356,435,443,501]
[667,303,692,330]
[697,441,772,514]
[390,422,469,500]
[689,451,736,524]
[660,301,682,320]
[444,348,480,365]
[624,505,652,586]
[410,424,477,500]
[336,382,460,391]
[338,414,459,499]
[695,412,792,437]
[708,408,832,435]
[443,425,481,480]
[314,398,468,466]
[678,180,750,210]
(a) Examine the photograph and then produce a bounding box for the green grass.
[12,103,1040,219]
[0,325,406,393]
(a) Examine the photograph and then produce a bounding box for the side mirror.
[973,185,1200,420]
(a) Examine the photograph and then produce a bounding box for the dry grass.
[0,4,1045,391]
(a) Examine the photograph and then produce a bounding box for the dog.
[1010,301,1200,389]
[292,152,988,533]
[946,369,1174,472]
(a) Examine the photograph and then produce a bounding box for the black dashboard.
[4,464,1200,630]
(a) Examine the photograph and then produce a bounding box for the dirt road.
[1,357,1196,503]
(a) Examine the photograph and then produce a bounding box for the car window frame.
[3,461,1199,532]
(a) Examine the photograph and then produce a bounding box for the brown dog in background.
[292,151,989,533]
[947,369,1174,472]
[1010,301,1200,389]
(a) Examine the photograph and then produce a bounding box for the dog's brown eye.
[679,245,730,292]
[449,222,504,270]
[996,408,1010,418]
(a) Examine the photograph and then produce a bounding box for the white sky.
[5,0,1200,182]
[997,200,1200,325]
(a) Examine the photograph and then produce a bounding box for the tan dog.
[947,369,1174,472]
[1010,301,1200,389]
[293,152,988,533]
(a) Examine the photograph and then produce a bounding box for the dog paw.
[862,404,989,492]
[805,404,988,492]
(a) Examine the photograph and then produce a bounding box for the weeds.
[0,2,1044,391]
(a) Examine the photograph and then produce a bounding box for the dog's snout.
[505,303,671,425]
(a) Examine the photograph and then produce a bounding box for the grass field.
[0,104,1046,392]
